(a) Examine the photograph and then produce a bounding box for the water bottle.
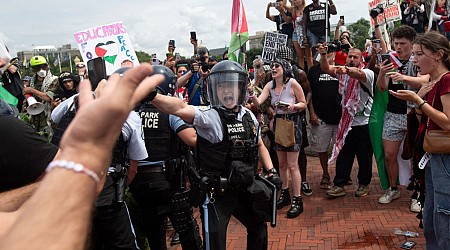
[393,228,419,237]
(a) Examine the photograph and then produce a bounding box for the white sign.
[0,39,11,74]
[73,21,139,75]
[368,0,402,27]
[261,32,288,62]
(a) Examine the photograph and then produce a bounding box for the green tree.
[348,18,371,51]
[245,47,263,69]
[136,51,151,63]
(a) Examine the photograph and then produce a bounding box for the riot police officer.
[51,85,147,250]
[150,60,282,250]
[129,65,202,250]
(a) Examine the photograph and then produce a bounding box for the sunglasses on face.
[270,63,281,69]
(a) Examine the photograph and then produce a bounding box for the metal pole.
[325,0,329,42]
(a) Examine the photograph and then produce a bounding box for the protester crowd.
[1,0,450,249]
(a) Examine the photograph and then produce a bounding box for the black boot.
[276,188,291,210]
[287,196,303,218]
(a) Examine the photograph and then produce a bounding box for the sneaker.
[301,182,313,196]
[326,186,346,197]
[166,218,173,229]
[378,188,400,204]
[411,199,421,213]
[355,185,371,197]
[170,232,180,246]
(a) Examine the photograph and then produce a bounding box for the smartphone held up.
[87,57,107,90]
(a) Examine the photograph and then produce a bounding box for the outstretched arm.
[152,94,196,124]
[0,63,163,250]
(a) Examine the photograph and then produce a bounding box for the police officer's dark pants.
[130,172,201,250]
[90,202,139,250]
[200,189,268,250]
[334,125,373,187]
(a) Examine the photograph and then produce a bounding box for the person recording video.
[177,43,215,106]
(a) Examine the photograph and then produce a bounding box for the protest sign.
[261,32,288,62]
[0,38,12,74]
[73,21,139,75]
[368,0,402,27]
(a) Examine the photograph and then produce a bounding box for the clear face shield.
[207,72,247,109]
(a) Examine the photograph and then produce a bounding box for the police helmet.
[113,65,176,97]
[151,65,177,96]
[0,98,19,117]
[207,60,248,109]
[30,56,47,67]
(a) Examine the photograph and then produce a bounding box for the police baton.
[255,174,277,228]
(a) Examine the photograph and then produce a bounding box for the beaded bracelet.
[46,160,100,184]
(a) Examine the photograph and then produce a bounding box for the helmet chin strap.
[220,105,240,113]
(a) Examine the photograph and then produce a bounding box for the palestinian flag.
[228,0,249,64]
[389,51,403,69]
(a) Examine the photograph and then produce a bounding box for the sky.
[2,0,371,61]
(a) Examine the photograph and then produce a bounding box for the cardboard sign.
[0,38,12,74]
[368,0,402,27]
[73,21,139,75]
[261,32,288,62]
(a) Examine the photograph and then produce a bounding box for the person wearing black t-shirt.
[303,0,337,47]
[0,114,58,211]
[307,50,341,189]
[266,0,294,47]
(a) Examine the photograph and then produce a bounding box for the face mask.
[37,69,46,78]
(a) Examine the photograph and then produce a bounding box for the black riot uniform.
[186,61,278,250]
[51,94,147,250]
[129,65,202,250]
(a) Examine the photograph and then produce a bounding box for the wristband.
[267,168,278,174]
[47,160,100,184]
[375,24,380,28]
[415,100,427,110]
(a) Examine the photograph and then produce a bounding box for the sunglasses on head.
[62,79,73,83]
[270,63,281,69]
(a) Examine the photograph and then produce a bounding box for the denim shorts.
[424,154,450,249]
[306,29,325,47]
[382,111,407,141]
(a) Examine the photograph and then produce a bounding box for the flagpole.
[58,54,62,73]
[69,53,73,73]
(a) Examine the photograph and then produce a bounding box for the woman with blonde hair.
[390,31,450,249]
[286,0,313,70]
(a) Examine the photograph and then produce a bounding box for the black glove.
[267,168,282,190]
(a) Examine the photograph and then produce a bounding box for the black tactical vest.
[139,103,182,161]
[197,108,258,176]
[51,97,126,165]
[51,101,77,147]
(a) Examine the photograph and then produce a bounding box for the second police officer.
[129,65,202,250]
[150,60,282,250]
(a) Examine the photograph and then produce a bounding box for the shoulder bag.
[423,78,450,154]
[273,82,296,147]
